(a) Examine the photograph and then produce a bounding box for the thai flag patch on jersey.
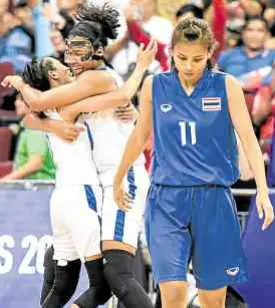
[202,97,221,111]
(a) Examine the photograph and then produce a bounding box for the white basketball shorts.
[100,165,149,249]
[50,184,102,262]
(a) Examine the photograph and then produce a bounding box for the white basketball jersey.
[86,67,145,172]
[45,110,100,187]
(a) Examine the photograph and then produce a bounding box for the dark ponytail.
[22,58,56,118]
[22,58,54,91]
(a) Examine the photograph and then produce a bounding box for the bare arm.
[227,75,274,229]
[113,76,153,210]
[24,113,58,132]
[227,76,267,191]
[14,71,117,111]
[60,64,148,121]
[236,132,253,181]
[23,113,83,142]
[1,155,43,181]
[60,41,157,121]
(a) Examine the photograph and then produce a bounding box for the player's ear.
[208,41,218,58]
[48,70,58,80]
[93,46,104,60]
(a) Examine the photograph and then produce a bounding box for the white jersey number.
[179,121,197,146]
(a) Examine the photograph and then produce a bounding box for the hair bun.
[76,2,120,40]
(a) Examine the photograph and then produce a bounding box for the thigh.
[50,188,79,262]
[145,185,193,284]
[67,185,102,261]
[52,185,102,262]
[101,165,149,249]
[191,187,248,290]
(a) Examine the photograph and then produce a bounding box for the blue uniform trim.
[84,185,97,212]
[114,167,137,241]
[84,121,94,149]
[114,210,125,241]
[127,167,137,199]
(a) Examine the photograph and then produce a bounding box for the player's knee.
[198,288,226,308]
[74,258,111,307]
[43,245,55,281]
[103,249,134,299]
[159,282,188,307]
[52,260,81,298]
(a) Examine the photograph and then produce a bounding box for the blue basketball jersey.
[151,69,240,186]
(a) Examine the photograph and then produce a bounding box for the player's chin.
[71,67,84,76]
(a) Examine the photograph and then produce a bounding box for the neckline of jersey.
[173,68,209,99]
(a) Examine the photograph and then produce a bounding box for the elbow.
[117,92,131,107]
[28,98,46,112]
[123,97,131,107]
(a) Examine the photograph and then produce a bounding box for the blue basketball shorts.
[145,184,248,290]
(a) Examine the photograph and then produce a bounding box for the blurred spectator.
[0,1,34,73]
[48,9,75,63]
[129,0,173,44]
[227,0,264,19]
[28,0,54,57]
[0,93,55,181]
[14,0,34,30]
[264,0,275,29]
[225,18,244,48]
[264,0,275,48]
[49,25,67,63]
[218,17,274,100]
[57,0,85,17]
[218,16,275,155]
[156,0,188,23]
[176,3,204,21]
[107,0,173,77]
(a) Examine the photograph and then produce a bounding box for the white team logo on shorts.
[226,267,240,276]
[160,104,173,113]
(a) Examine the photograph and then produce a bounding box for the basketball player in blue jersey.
[113,18,274,308]
[2,4,156,308]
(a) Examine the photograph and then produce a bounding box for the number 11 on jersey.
[179,121,197,146]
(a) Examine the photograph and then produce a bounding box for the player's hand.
[1,75,24,90]
[256,190,274,230]
[136,39,157,71]
[51,120,84,142]
[114,180,133,212]
[114,104,138,123]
